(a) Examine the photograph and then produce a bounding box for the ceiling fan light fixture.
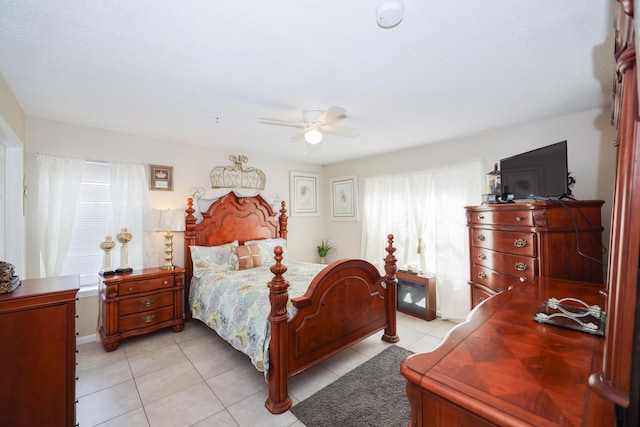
[305,129,323,145]
[376,0,404,28]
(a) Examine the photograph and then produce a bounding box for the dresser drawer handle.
[476,234,486,242]
[514,262,528,271]
[477,215,485,220]
[477,253,487,260]
[128,287,134,292]
[514,238,527,248]
[515,216,522,221]
[163,280,169,285]
[142,315,155,323]
[477,271,487,280]
[141,299,155,307]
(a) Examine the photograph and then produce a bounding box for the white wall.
[322,108,617,264]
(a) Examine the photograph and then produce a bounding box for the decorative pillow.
[244,237,288,265]
[190,241,239,276]
[237,243,263,270]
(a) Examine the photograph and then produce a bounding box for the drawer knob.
[476,234,486,242]
[477,215,485,220]
[514,238,527,248]
[163,280,169,285]
[477,271,487,280]
[142,315,155,323]
[142,299,155,307]
[477,253,487,261]
[514,262,528,271]
[516,216,522,221]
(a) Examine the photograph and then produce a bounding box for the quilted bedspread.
[189,261,326,377]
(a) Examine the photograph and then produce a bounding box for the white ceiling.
[0,1,615,165]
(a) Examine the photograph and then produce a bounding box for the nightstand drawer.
[119,276,174,296]
[119,291,174,316]
[119,306,174,331]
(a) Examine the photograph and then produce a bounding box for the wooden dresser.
[401,276,615,426]
[0,275,79,427]
[99,267,185,351]
[465,200,604,308]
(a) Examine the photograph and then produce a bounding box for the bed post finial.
[279,201,288,240]
[382,234,399,343]
[265,246,292,414]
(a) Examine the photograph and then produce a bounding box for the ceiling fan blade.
[318,106,347,125]
[259,117,304,128]
[321,125,360,137]
[290,129,306,142]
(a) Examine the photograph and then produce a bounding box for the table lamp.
[154,208,185,270]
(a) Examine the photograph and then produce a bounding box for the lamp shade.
[153,208,186,232]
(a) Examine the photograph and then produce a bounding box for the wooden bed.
[184,192,399,414]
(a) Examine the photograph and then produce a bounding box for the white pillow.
[190,241,239,276]
[244,237,289,265]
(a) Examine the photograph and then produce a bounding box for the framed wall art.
[149,164,174,191]
[289,171,319,216]
[330,174,359,221]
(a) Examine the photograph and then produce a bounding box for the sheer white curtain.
[362,160,483,321]
[36,154,84,276]
[108,162,154,270]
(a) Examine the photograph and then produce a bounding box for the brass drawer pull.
[141,299,155,307]
[514,238,527,248]
[163,280,169,285]
[477,215,485,220]
[476,234,486,242]
[142,315,155,323]
[128,287,134,292]
[514,262,527,271]
[515,216,522,222]
[477,271,487,280]
[477,253,487,260]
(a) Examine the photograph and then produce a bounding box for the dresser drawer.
[119,291,174,316]
[470,284,495,307]
[119,276,174,296]
[119,305,174,331]
[471,247,536,277]
[470,229,536,257]
[470,266,519,293]
[468,209,533,226]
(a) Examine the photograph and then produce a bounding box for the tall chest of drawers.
[465,200,605,308]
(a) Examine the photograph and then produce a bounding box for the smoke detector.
[376,0,404,28]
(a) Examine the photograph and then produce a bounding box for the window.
[39,161,110,286]
[38,159,151,287]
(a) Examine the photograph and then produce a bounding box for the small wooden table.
[401,276,615,426]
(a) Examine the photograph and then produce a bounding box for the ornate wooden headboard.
[183,192,288,288]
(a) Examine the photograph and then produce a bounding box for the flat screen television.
[500,141,569,200]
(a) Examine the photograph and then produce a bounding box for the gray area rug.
[291,345,413,427]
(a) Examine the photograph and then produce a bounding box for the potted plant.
[317,239,334,264]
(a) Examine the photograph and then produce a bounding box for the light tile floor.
[76,313,458,427]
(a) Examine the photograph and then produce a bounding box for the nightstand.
[99,267,185,351]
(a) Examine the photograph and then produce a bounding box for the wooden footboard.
[265,235,399,414]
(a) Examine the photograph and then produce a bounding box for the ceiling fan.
[259,106,360,144]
